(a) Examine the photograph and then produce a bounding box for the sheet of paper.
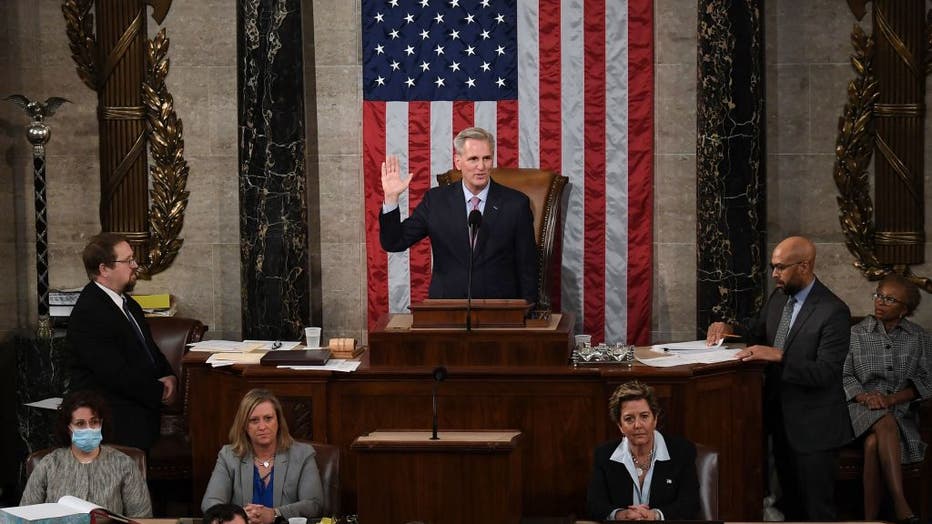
[278,359,362,372]
[636,348,739,367]
[206,352,266,366]
[24,397,63,410]
[1,503,81,519]
[651,339,721,352]
[58,496,101,513]
[243,340,301,351]
[187,340,263,352]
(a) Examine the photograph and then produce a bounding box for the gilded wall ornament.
[835,1,932,291]
[62,0,188,279]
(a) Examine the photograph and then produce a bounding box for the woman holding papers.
[20,390,152,516]
[587,381,700,521]
[201,389,323,523]
[843,275,932,524]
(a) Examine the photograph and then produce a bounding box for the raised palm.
[381,154,413,206]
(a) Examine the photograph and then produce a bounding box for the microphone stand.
[431,366,447,440]
[466,210,481,332]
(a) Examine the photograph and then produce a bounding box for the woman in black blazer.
[587,381,700,520]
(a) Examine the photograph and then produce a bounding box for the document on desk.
[279,359,362,372]
[206,352,266,367]
[243,340,301,351]
[651,339,722,352]
[637,347,740,367]
[188,340,264,352]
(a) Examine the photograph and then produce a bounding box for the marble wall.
[2,0,932,345]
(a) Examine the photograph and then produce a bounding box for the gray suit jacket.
[201,442,323,518]
[742,278,853,452]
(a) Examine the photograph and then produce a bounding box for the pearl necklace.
[631,446,655,477]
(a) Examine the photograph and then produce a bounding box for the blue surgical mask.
[71,427,103,452]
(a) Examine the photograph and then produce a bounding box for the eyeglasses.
[770,261,803,272]
[70,417,102,429]
[113,257,137,266]
[872,292,903,306]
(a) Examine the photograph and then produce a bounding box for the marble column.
[238,0,310,340]
[696,0,766,333]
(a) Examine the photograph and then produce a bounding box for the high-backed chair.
[695,443,719,520]
[437,168,569,310]
[147,316,207,481]
[574,442,718,523]
[310,442,341,517]
[27,444,147,480]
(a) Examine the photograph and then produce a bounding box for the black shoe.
[897,515,920,524]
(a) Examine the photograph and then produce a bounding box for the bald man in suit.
[707,236,852,520]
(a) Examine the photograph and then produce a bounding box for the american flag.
[362,0,653,345]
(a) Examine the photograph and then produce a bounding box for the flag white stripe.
[474,101,498,166]
[430,101,452,184]
[604,0,629,342]
[386,102,411,314]
[560,0,586,331]
[516,0,539,168]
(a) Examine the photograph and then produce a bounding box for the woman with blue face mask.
[20,390,152,516]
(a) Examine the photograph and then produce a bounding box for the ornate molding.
[61,0,98,91]
[62,2,189,279]
[834,22,932,292]
[139,28,189,278]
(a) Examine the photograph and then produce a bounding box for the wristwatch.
[273,509,286,524]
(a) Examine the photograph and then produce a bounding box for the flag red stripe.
[363,101,388,329]
[496,100,518,167]
[583,0,607,341]
[626,0,654,345]
[538,1,562,172]
[408,102,433,303]
[536,2,563,311]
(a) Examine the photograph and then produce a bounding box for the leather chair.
[147,316,207,481]
[574,442,718,523]
[695,443,719,520]
[438,168,569,311]
[310,442,341,517]
[26,444,147,479]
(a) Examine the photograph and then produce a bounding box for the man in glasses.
[706,235,852,521]
[68,232,177,452]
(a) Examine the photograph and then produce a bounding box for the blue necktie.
[123,296,155,364]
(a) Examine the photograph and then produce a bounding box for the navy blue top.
[252,466,274,507]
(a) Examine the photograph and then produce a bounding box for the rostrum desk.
[185,313,764,520]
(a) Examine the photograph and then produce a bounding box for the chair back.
[695,443,719,520]
[438,168,569,310]
[311,442,341,517]
[26,445,148,480]
[148,316,207,422]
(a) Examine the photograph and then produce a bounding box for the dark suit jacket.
[587,434,700,521]
[742,278,853,452]
[67,281,174,451]
[379,179,539,304]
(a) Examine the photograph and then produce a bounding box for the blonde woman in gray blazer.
[201,389,323,522]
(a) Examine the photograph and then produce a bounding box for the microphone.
[466,209,482,331]
[430,366,447,440]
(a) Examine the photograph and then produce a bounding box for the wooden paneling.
[184,355,764,520]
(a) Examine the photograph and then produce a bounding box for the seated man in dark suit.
[379,127,538,305]
[67,233,177,452]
